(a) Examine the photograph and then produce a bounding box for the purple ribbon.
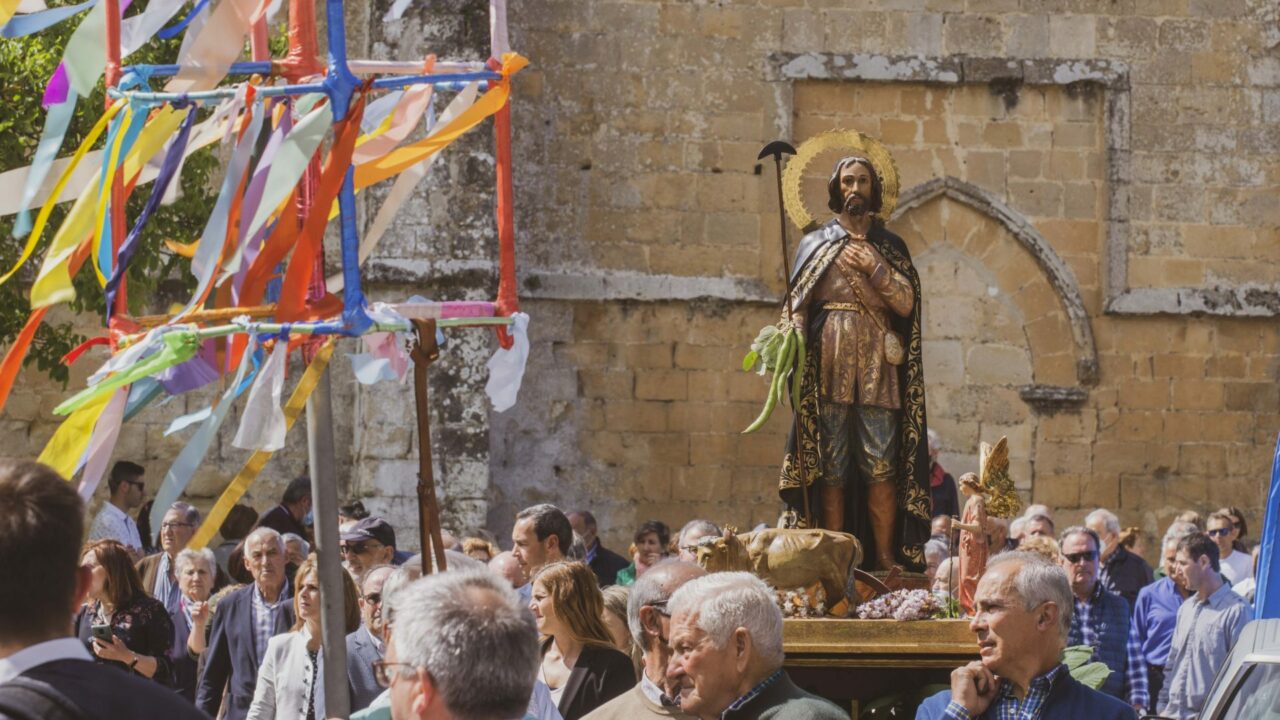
[104,104,197,321]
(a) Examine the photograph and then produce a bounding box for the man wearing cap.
[342,517,412,578]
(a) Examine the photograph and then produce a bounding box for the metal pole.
[305,368,350,718]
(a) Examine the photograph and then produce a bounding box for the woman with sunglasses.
[530,561,634,720]
[247,554,361,720]
[74,539,176,686]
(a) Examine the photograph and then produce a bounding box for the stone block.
[1036,440,1092,475]
[1008,150,1044,179]
[635,370,689,401]
[578,370,634,399]
[943,15,1004,56]
[1049,15,1097,56]
[966,344,1033,385]
[1178,444,1226,476]
[923,339,965,384]
[1033,474,1082,508]
[1008,180,1064,218]
[1170,379,1223,410]
[604,401,669,433]
[1007,15,1050,58]
[1118,379,1170,410]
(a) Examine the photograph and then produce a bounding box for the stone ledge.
[1018,385,1089,414]
[1106,287,1280,317]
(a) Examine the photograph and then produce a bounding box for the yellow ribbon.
[0,0,22,28]
[0,99,124,288]
[36,385,113,480]
[32,105,184,308]
[352,52,528,189]
[188,338,336,550]
[90,103,135,286]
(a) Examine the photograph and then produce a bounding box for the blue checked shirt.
[251,580,289,657]
[940,663,1067,719]
[723,669,784,717]
[1072,582,1147,709]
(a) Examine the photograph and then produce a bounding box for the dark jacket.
[1099,545,1154,608]
[72,596,175,687]
[195,583,295,720]
[916,670,1137,720]
[1068,584,1134,700]
[346,628,384,712]
[551,642,635,720]
[16,659,209,720]
[255,504,309,542]
[588,544,630,587]
[722,671,846,720]
[930,466,959,520]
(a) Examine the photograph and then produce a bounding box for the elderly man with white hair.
[1086,509,1152,606]
[197,526,295,720]
[381,570,541,720]
[664,573,844,720]
[917,552,1137,719]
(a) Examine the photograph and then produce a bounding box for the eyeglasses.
[341,541,383,556]
[161,522,194,530]
[364,592,382,605]
[1063,551,1098,564]
[373,661,416,689]
[1207,527,1232,538]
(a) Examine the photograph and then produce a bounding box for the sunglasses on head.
[1207,527,1232,537]
[1064,550,1098,564]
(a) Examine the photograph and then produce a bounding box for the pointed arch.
[892,176,1099,388]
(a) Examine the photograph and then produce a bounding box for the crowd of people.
[0,453,1265,720]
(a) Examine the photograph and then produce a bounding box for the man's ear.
[733,627,753,671]
[412,668,436,717]
[1038,602,1060,633]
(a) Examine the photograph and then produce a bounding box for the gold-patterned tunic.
[799,238,914,409]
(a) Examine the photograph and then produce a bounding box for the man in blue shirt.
[917,551,1136,720]
[1060,526,1147,712]
[1131,525,1194,713]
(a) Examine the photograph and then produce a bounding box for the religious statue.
[953,472,988,615]
[773,132,933,573]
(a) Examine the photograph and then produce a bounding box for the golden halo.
[781,129,900,230]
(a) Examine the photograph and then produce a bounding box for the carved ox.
[695,528,862,606]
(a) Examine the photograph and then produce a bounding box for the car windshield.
[1219,661,1280,720]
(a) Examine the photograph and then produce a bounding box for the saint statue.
[953,472,988,614]
[778,151,932,573]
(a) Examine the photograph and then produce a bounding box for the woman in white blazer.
[247,554,360,720]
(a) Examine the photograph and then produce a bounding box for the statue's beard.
[843,193,868,217]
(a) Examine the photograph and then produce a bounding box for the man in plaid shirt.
[1060,526,1148,713]
[916,552,1136,719]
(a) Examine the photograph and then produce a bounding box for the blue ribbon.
[104,104,197,321]
[0,0,98,38]
[155,0,206,39]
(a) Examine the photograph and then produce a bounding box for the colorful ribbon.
[148,335,258,533]
[76,386,128,500]
[352,53,528,189]
[188,338,334,551]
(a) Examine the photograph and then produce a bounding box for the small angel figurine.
[952,472,988,615]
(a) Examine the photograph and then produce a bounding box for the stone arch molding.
[891,177,1099,402]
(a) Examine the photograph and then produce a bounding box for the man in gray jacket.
[347,564,394,711]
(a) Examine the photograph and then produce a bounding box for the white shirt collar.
[0,638,93,684]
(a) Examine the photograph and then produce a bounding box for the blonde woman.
[247,555,360,720]
[530,562,633,720]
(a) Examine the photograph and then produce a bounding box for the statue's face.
[839,162,875,216]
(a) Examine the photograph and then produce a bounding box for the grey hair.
[1023,504,1052,519]
[1162,521,1199,549]
[168,501,201,526]
[668,572,784,669]
[1085,509,1121,537]
[1008,517,1027,537]
[927,428,941,454]
[174,548,216,577]
[245,526,285,554]
[282,533,310,557]
[677,519,721,549]
[986,551,1073,640]
[1059,525,1101,553]
[390,571,538,720]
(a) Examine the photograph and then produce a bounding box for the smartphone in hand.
[90,624,114,642]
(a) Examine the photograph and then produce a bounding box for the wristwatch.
[129,654,140,671]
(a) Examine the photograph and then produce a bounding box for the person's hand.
[92,633,134,664]
[950,661,998,716]
[847,242,877,274]
[190,600,210,626]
